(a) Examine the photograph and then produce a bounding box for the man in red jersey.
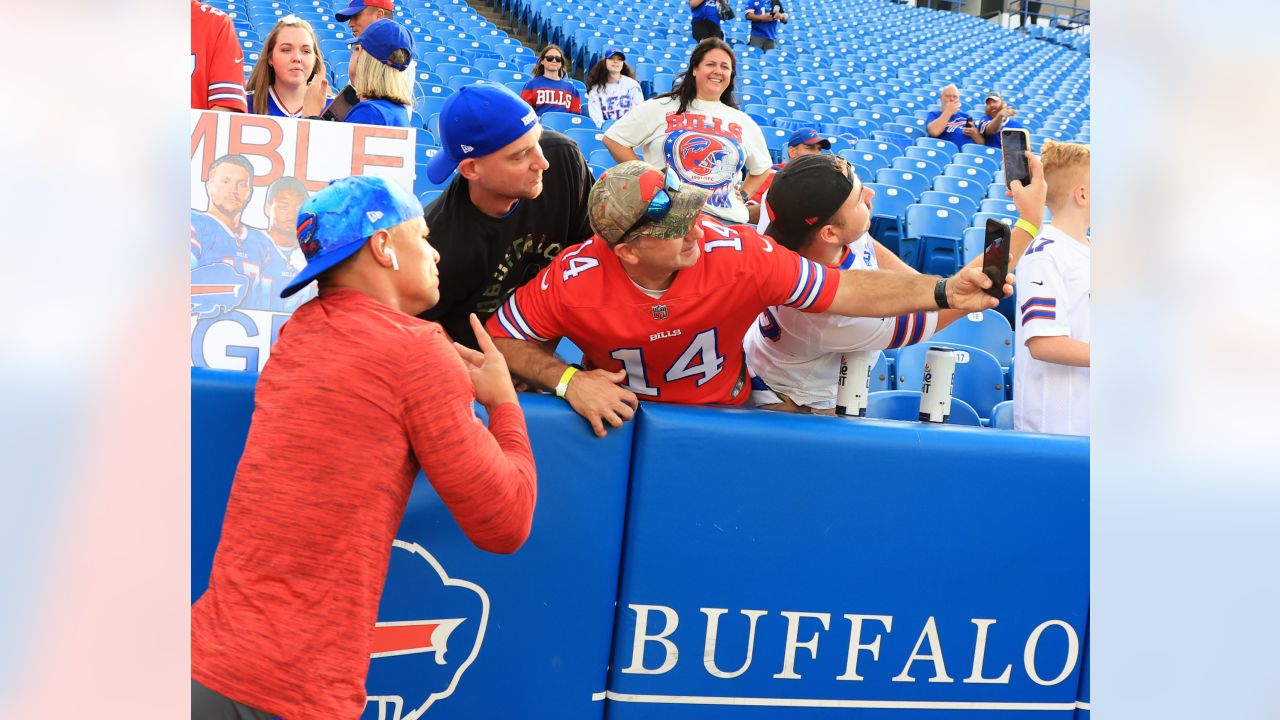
[191,0,247,112]
[487,160,1012,437]
[191,176,537,720]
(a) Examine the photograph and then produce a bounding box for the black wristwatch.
[933,277,950,310]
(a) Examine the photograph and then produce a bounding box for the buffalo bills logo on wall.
[190,261,250,319]
[296,211,320,258]
[363,540,489,720]
[665,130,745,211]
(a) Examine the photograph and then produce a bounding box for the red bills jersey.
[191,0,248,112]
[486,217,839,406]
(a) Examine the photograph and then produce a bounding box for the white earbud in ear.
[386,247,399,271]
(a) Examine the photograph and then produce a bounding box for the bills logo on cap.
[362,540,489,720]
[296,211,320,258]
[665,131,743,191]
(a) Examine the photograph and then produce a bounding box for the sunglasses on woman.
[543,55,563,62]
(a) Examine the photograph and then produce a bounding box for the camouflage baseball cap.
[588,161,711,245]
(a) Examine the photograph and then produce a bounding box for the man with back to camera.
[977,91,1025,150]
[190,154,274,297]
[1014,140,1090,436]
[926,84,984,149]
[744,152,1048,413]
[749,126,830,228]
[484,160,1014,437]
[191,175,537,720]
[418,82,594,349]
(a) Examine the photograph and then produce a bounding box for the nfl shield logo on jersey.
[652,304,668,320]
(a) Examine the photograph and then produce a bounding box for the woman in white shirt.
[603,38,771,225]
[584,48,645,125]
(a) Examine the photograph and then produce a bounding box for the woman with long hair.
[602,38,771,224]
[520,44,582,117]
[343,19,415,127]
[245,15,331,118]
[584,48,644,125]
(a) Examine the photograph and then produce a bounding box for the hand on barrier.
[564,368,638,438]
[946,267,1013,309]
[1008,150,1047,226]
[454,314,520,411]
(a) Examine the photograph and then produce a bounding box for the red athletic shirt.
[486,216,839,405]
[191,0,248,112]
[191,289,537,720]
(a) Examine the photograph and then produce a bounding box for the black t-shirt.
[418,129,594,348]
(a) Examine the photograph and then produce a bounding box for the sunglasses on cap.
[543,55,563,62]
[618,167,683,243]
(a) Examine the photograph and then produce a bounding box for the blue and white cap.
[426,81,540,184]
[280,175,423,298]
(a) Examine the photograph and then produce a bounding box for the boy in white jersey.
[1013,141,1090,435]
[745,152,1047,413]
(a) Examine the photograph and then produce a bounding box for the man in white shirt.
[1013,141,1091,435]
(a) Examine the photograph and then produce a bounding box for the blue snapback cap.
[280,175,423,298]
[788,127,832,149]
[426,81,540,184]
[604,47,625,59]
[347,18,414,70]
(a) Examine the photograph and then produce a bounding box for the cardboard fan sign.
[189,110,416,371]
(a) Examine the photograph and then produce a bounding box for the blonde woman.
[344,19,415,127]
[245,15,331,117]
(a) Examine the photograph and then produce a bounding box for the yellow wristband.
[554,366,579,399]
[1014,218,1039,237]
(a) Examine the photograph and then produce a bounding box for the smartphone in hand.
[982,218,1011,299]
[321,84,360,122]
[1001,127,1032,189]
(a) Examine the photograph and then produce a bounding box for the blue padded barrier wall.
[606,404,1089,719]
[191,369,632,720]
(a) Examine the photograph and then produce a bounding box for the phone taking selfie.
[982,218,1011,300]
[1001,127,1032,189]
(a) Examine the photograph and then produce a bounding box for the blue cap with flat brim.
[336,0,394,22]
[604,47,625,59]
[347,19,414,70]
[280,176,423,298]
[426,81,540,184]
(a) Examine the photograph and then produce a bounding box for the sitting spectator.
[335,0,393,36]
[926,84,984,149]
[689,0,724,41]
[585,48,644,125]
[744,0,787,52]
[1014,141,1091,436]
[420,83,593,349]
[521,45,582,117]
[603,38,771,225]
[977,91,1025,150]
[750,127,830,228]
[190,0,246,112]
[245,16,331,118]
[744,152,1046,413]
[486,160,1011,437]
[343,19,415,127]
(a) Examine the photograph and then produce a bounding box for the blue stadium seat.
[588,148,615,168]
[952,152,1000,176]
[904,145,949,168]
[932,309,1015,368]
[913,136,957,157]
[894,342,1006,420]
[541,112,599,132]
[901,203,968,274]
[840,150,890,174]
[991,400,1014,430]
[872,129,913,151]
[418,189,444,206]
[891,156,943,179]
[980,198,1018,217]
[563,127,607,157]
[932,175,984,206]
[959,143,1001,161]
[865,390,982,426]
[866,183,916,259]
[874,168,930,199]
[943,163,995,186]
[761,127,791,162]
[987,182,1010,199]
[971,212,1015,231]
[919,190,978,220]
